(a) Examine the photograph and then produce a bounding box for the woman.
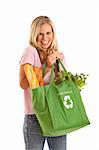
[19,16,66,150]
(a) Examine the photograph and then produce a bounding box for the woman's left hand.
[49,49,64,61]
[57,52,64,61]
[46,50,64,68]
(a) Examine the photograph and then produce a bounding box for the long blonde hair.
[29,16,59,52]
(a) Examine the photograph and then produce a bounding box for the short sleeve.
[19,46,41,67]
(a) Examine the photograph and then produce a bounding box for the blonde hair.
[29,16,59,52]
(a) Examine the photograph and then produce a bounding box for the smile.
[41,41,49,45]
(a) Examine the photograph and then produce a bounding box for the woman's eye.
[47,32,50,35]
[39,33,43,36]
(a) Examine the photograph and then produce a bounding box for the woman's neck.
[38,50,48,64]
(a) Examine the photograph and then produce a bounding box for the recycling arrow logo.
[63,95,73,109]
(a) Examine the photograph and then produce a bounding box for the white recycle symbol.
[63,95,73,109]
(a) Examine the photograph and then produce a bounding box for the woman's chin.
[41,45,50,50]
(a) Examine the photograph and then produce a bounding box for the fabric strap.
[50,59,67,82]
[42,59,67,83]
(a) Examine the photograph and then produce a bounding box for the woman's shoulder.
[19,45,41,66]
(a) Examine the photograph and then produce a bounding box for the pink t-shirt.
[19,45,55,114]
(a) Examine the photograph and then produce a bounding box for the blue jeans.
[23,114,67,150]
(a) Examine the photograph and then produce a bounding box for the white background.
[0,0,99,149]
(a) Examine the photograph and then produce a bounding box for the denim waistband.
[25,114,36,119]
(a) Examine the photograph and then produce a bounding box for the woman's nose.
[42,34,48,40]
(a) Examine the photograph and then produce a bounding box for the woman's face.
[36,23,54,51]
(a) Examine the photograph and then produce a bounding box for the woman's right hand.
[46,54,56,68]
[46,50,64,68]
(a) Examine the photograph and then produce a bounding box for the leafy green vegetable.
[54,71,88,91]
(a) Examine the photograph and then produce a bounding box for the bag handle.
[42,59,67,83]
[42,63,55,82]
[57,59,67,73]
[42,63,46,77]
[50,59,67,83]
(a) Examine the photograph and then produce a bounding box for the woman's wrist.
[45,66,51,74]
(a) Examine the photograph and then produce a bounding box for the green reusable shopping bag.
[31,60,90,136]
